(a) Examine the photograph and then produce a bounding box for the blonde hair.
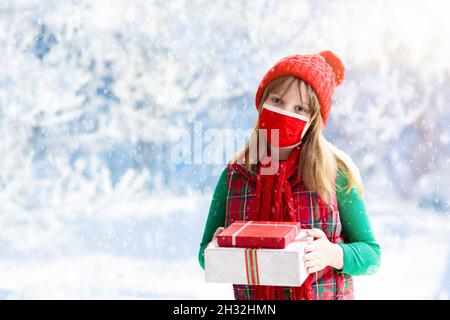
[228,75,365,202]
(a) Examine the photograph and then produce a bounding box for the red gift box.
[216,220,302,249]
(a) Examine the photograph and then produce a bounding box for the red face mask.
[258,103,310,147]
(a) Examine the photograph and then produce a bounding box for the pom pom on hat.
[319,50,345,86]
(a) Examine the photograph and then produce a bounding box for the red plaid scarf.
[253,144,314,300]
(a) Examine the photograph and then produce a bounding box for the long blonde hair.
[228,75,365,202]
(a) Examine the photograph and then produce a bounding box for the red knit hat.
[255,50,345,125]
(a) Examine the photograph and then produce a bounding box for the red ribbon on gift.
[244,248,260,285]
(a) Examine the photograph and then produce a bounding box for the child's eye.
[271,97,282,104]
[296,105,310,113]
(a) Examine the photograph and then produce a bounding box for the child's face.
[264,81,312,120]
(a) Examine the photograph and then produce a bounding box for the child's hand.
[211,227,225,243]
[303,228,342,273]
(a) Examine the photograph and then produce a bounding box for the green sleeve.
[333,168,381,276]
[198,167,228,270]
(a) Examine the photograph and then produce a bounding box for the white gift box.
[205,230,311,287]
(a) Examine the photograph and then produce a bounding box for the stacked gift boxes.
[204,220,312,286]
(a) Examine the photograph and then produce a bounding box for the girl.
[198,50,381,300]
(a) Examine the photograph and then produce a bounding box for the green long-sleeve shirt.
[198,166,381,276]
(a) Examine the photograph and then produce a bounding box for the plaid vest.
[224,163,354,300]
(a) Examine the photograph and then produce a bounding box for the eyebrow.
[270,92,310,109]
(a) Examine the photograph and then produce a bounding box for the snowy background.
[0,0,449,299]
